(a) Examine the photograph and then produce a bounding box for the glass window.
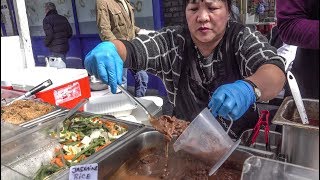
[130,0,155,29]
[75,0,98,34]
[25,0,76,36]
[1,0,18,36]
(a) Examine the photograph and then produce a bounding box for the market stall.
[1,0,319,180]
[1,73,319,179]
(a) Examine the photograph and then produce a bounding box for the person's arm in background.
[276,0,319,49]
[43,19,53,47]
[96,0,116,41]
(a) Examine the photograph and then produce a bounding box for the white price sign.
[69,163,98,180]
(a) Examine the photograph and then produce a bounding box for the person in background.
[43,2,72,67]
[86,0,286,139]
[276,0,319,99]
[266,25,297,72]
[96,0,149,97]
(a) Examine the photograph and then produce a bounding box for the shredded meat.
[150,115,190,141]
[1,100,54,125]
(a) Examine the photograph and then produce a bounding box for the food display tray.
[1,105,68,144]
[55,128,253,179]
[1,112,144,180]
[1,99,68,126]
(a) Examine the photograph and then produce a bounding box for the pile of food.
[1,100,55,125]
[150,115,190,141]
[34,115,128,180]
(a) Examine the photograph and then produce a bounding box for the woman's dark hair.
[182,0,234,23]
[183,0,232,12]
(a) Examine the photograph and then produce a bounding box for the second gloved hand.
[84,41,123,94]
[208,80,256,120]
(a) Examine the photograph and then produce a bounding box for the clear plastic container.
[241,156,319,180]
[173,108,241,176]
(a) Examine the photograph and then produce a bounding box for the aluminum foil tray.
[1,112,144,179]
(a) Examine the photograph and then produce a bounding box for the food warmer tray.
[1,112,145,180]
[1,106,68,144]
[56,127,254,179]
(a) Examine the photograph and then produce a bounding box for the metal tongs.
[55,98,89,136]
[7,79,53,105]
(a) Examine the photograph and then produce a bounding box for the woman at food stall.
[84,0,286,139]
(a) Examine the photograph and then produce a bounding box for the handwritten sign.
[69,163,98,180]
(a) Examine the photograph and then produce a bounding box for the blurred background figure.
[276,0,319,99]
[96,0,149,97]
[43,2,72,68]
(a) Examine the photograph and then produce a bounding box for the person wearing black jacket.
[43,2,72,65]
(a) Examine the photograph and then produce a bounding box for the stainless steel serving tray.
[1,112,145,180]
[272,96,319,170]
[55,128,253,179]
[238,129,282,159]
[272,97,319,130]
[1,99,68,128]
[1,101,68,143]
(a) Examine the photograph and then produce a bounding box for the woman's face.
[186,0,230,44]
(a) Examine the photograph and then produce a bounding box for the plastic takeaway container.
[241,156,319,180]
[173,107,241,176]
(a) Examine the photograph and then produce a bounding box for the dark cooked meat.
[150,115,190,141]
[1,100,54,124]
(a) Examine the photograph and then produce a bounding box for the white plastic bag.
[45,57,66,69]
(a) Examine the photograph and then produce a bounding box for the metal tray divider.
[20,109,69,128]
[1,116,65,146]
[237,145,276,159]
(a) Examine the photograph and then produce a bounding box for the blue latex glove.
[84,41,123,94]
[208,80,256,121]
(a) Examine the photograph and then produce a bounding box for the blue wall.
[29,0,166,96]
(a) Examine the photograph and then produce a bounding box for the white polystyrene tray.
[83,93,137,117]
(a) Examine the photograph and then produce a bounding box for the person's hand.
[208,80,256,120]
[84,41,123,94]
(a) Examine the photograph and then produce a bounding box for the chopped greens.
[34,116,127,179]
